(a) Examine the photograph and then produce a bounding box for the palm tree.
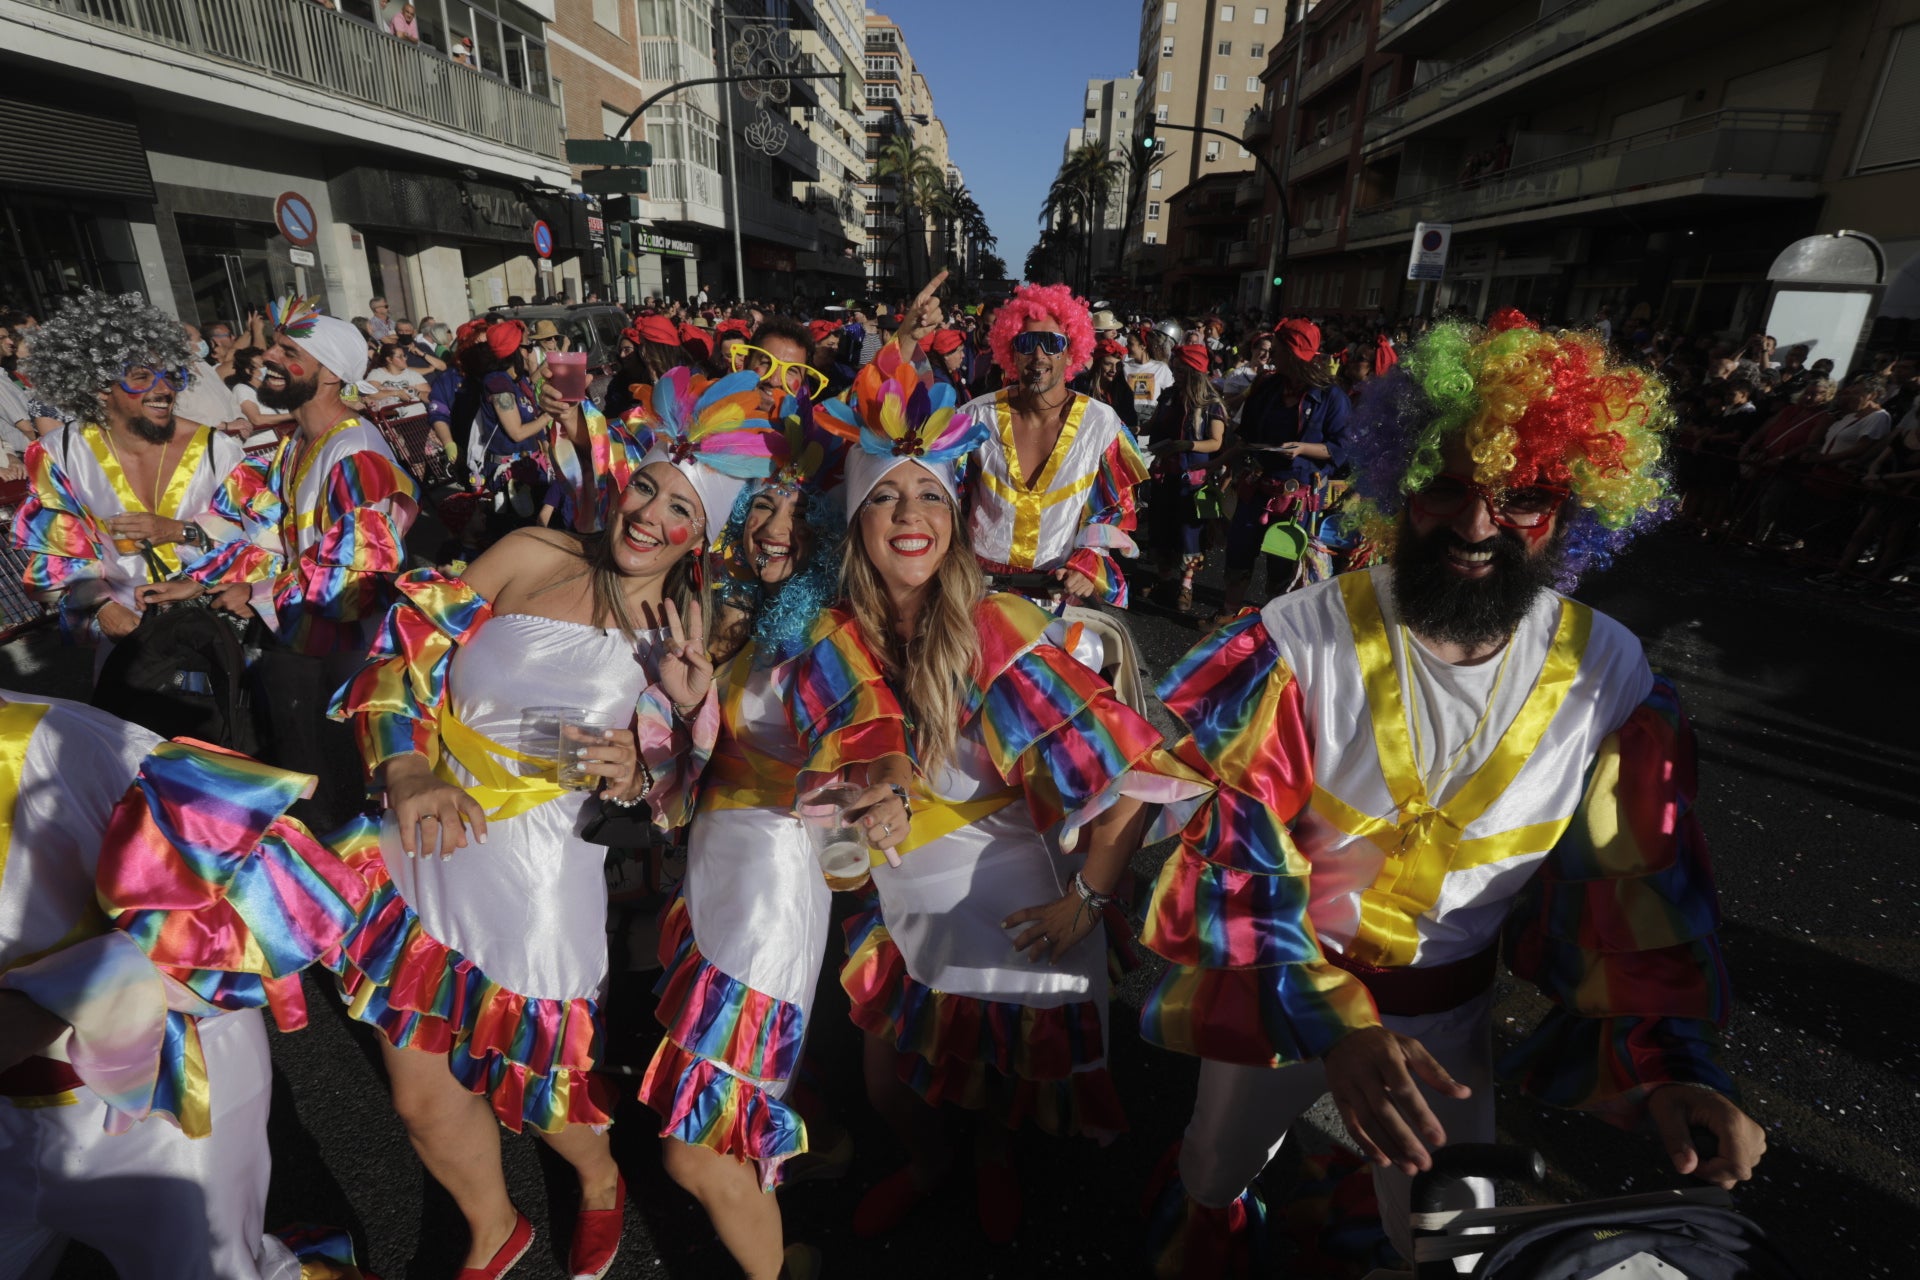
[1040,142,1126,293]
[873,135,943,291]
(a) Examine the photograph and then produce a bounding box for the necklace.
[1398,623,1517,801]
[102,425,169,512]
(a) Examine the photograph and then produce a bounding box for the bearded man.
[1139,312,1765,1276]
[12,289,244,665]
[159,297,417,827]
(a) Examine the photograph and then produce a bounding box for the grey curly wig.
[24,289,192,418]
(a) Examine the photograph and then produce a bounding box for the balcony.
[1235,175,1264,208]
[646,158,726,224]
[1289,223,1343,255]
[1243,107,1274,144]
[1366,0,1716,150]
[20,0,562,163]
[1227,240,1257,267]
[739,187,819,248]
[1347,109,1834,244]
[1298,34,1367,104]
[1377,0,1514,55]
[1290,119,1355,179]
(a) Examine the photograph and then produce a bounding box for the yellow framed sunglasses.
[730,344,829,399]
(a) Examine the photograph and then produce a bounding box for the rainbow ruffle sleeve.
[634,676,719,834]
[1498,675,1733,1115]
[329,568,492,770]
[11,440,112,645]
[787,607,911,794]
[1138,613,1380,1067]
[1064,431,1148,607]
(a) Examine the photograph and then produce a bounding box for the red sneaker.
[454,1214,533,1280]
[569,1176,626,1280]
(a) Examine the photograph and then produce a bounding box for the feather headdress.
[268,294,324,339]
[817,345,990,514]
[635,367,779,544]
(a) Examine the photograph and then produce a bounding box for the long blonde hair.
[841,495,984,774]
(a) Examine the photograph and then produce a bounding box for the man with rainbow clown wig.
[0,693,371,1278]
[1138,311,1766,1277]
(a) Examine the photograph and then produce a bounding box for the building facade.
[2,0,578,326]
[859,12,963,296]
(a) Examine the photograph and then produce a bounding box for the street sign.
[289,247,316,267]
[1407,221,1452,281]
[581,169,650,196]
[565,139,653,166]
[274,191,317,247]
[532,220,553,259]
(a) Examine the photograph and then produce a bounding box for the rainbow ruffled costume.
[327,570,720,1133]
[546,403,650,534]
[0,695,370,1275]
[1140,316,1728,1277]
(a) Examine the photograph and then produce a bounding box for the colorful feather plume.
[817,344,989,466]
[637,367,780,478]
[269,294,324,339]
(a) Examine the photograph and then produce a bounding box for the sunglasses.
[118,365,190,394]
[1011,331,1069,357]
[1408,474,1569,530]
[731,344,828,399]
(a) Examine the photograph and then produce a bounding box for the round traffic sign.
[275,191,317,248]
[1421,228,1445,252]
[532,220,553,259]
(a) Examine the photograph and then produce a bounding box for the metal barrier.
[0,478,55,643]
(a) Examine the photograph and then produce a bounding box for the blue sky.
[872,1,1139,276]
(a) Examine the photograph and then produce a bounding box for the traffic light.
[1272,274,1284,287]
[1141,134,1160,153]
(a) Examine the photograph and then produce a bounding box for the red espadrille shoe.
[454,1214,533,1280]
[568,1176,626,1280]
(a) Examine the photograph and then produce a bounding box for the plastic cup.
[518,706,581,784]
[557,709,622,790]
[795,782,870,889]
[546,351,589,402]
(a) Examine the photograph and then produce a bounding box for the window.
[1145,231,1160,244]
[1205,140,1221,160]
[1161,70,1174,91]
[1119,109,1128,119]
[1150,169,1164,188]
[1213,74,1228,90]
[1218,40,1232,55]
[1209,107,1225,123]
[1278,76,1289,106]
[1221,4,1235,19]
[1330,275,1346,307]
[1261,214,1273,241]
[1250,42,1265,57]
[1148,201,1163,220]
[1156,104,1169,122]
[1238,145,1250,157]
[1246,76,1260,92]
[600,104,626,140]
[1367,67,1394,112]
[1162,36,1175,56]
[592,0,620,33]
[1856,23,1920,173]
[1164,0,1177,20]
[1254,6,1269,21]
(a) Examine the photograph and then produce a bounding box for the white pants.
[1178,990,1498,1263]
[0,1010,300,1280]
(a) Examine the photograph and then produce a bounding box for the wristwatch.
[177,522,207,549]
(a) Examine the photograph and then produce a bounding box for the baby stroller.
[1404,1142,1804,1279]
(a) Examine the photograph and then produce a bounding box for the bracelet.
[881,782,911,810]
[1072,872,1115,912]
[671,694,703,720]
[601,789,645,809]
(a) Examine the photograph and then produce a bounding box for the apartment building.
[1252,0,1920,344]
[860,13,963,293]
[1127,0,1276,288]
[1,0,578,325]
[1059,76,1143,285]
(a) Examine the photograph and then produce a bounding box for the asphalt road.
[15,531,1917,1279]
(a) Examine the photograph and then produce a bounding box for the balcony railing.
[648,158,724,211]
[1243,107,1274,143]
[1366,0,1707,146]
[25,0,562,159]
[1380,0,1446,32]
[1234,175,1264,208]
[1298,35,1367,102]
[1348,109,1835,242]
[1291,119,1356,177]
[1289,224,1343,255]
[1227,239,1257,267]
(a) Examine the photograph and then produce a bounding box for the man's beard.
[258,361,320,411]
[1390,518,1567,649]
[126,404,175,445]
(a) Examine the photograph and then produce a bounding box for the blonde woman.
[819,357,1207,1244]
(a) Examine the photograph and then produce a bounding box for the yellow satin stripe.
[435,708,571,821]
[881,788,1017,863]
[83,425,212,573]
[282,418,361,540]
[175,1014,211,1138]
[2,1090,80,1109]
[0,701,51,907]
[1326,573,1591,966]
[991,394,1094,568]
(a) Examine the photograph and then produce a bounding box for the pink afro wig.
[988,283,1095,380]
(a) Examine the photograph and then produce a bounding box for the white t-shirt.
[367,367,428,398]
[1124,359,1174,428]
[1821,409,1892,455]
[172,362,242,430]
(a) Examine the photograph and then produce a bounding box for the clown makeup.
[616,462,706,578]
[258,332,322,410]
[744,485,813,586]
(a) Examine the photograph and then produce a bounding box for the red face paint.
[1512,519,1555,548]
[666,525,691,546]
[284,361,306,377]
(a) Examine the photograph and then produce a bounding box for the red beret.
[1173,344,1210,373]
[808,319,840,343]
[717,319,751,340]
[679,324,713,355]
[1273,318,1321,362]
[1096,338,1128,358]
[926,328,965,356]
[635,315,680,347]
[485,320,525,361]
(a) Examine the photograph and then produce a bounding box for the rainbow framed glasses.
[117,365,190,395]
[730,344,829,399]
[1408,474,1569,530]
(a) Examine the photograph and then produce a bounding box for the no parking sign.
[275,191,317,248]
[532,220,553,259]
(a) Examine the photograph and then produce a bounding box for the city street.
[13,531,1916,1279]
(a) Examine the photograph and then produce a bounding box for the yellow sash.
[984,393,1094,567]
[82,424,211,573]
[877,784,1018,866]
[279,417,361,544]
[434,707,571,821]
[1319,572,1590,966]
[0,701,51,911]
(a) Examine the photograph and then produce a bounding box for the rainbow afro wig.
[1348,308,1674,585]
[987,283,1095,381]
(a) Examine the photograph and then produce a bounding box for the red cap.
[485,319,525,361]
[717,318,751,340]
[808,319,840,343]
[926,328,965,356]
[635,315,680,347]
[1173,343,1210,373]
[1096,337,1128,358]
[1374,333,1398,374]
[679,323,713,355]
[455,317,488,347]
[1272,318,1321,362]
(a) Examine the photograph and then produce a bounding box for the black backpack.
[92,550,259,755]
[1468,1200,1806,1280]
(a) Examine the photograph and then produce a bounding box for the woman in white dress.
[818,358,1208,1243]
[330,369,778,1280]
[639,397,913,1279]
